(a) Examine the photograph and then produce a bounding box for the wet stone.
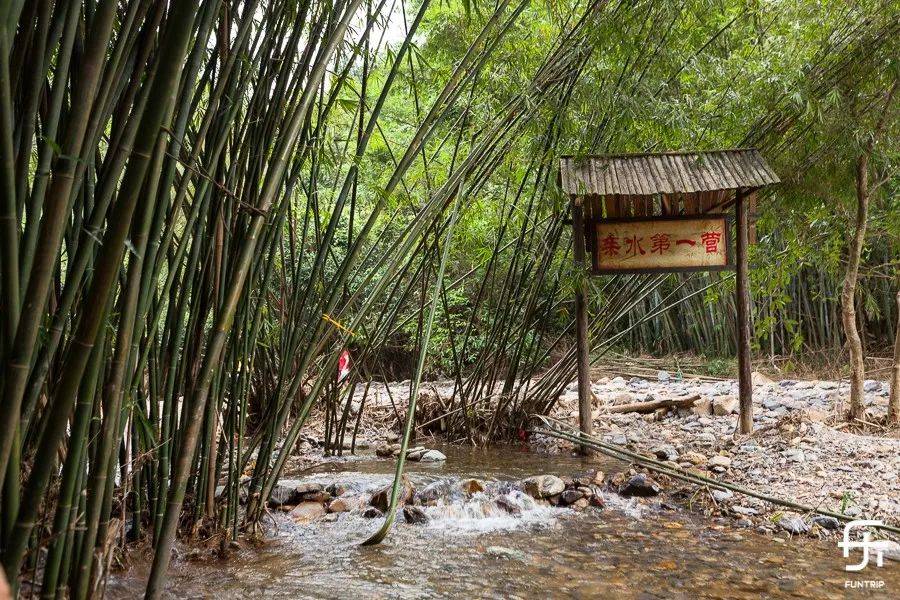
[521,475,565,499]
[619,474,661,497]
[403,505,429,524]
[559,489,584,506]
[268,484,301,508]
[370,476,414,512]
[731,505,758,516]
[362,506,383,519]
[289,502,326,524]
[418,480,453,505]
[459,478,485,495]
[494,495,523,515]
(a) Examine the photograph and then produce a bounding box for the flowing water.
[109,445,899,598]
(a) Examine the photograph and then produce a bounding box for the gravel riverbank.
[545,373,900,534]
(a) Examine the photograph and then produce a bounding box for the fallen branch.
[605,394,700,414]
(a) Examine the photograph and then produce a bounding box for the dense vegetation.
[0,0,896,596]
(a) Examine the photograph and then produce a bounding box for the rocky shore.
[545,373,900,537]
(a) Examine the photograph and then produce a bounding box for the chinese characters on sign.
[594,216,729,273]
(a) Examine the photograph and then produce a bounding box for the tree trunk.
[840,153,869,422]
[889,291,900,425]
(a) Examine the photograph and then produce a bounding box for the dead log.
[605,395,700,414]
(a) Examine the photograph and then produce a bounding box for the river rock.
[708,455,732,470]
[289,502,326,523]
[732,505,758,516]
[713,396,739,416]
[376,442,400,457]
[495,495,523,515]
[418,479,453,504]
[268,483,301,508]
[778,513,810,534]
[863,380,880,393]
[370,476,414,512]
[420,449,447,462]
[326,482,350,497]
[657,370,671,382]
[459,478,485,495]
[294,481,325,499]
[521,475,565,499]
[589,491,605,508]
[362,506,383,519]
[406,446,428,461]
[559,489,584,506]
[486,546,526,561]
[653,445,679,462]
[681,451,707,466]
[619,474,660,497]
[572,497,591,510]
[712,489,733,502]
[812,515,841,530]
[327,497,354,513]
[403,505,429,524]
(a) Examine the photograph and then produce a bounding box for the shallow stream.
[109,445,898,598]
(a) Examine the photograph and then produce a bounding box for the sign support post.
[572,197,593,454]
[735,188,753,433]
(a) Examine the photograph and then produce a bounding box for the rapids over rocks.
[109,445,900,599]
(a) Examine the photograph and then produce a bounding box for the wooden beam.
[735,188,753,433]
[572,198,593,454]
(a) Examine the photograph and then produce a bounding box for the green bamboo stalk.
[2,0,199,582]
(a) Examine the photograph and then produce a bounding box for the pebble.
[812,515,841,530]
[419,449,447,462]
[712,489,733,502]
[777,513,810,535]
[708,455,732,469]
[486,546,527,561]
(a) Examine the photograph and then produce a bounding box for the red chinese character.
[700,231,722,253]
[599,233,620,257]
[624,235,645,257]
[675,239,696,246]
[650,233,671,254]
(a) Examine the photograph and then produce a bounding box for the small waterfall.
[423,488,563,532]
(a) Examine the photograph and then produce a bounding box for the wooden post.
[572,198,593,453]
[735,188,753,433]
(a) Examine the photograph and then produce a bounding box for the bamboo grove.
[0,0,897,597]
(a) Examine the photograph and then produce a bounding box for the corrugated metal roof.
[559,149,779,196]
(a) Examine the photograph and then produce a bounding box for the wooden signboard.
[593,215,730,274]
